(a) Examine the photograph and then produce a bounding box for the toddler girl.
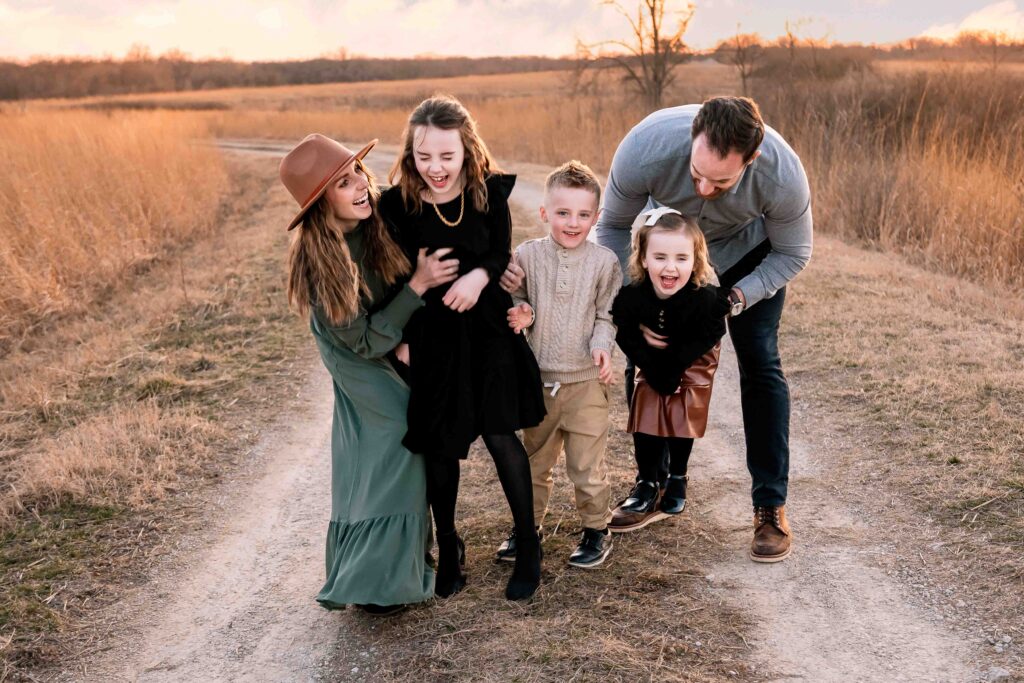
[609,207,730,532]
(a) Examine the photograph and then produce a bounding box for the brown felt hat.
[279,134,376,231]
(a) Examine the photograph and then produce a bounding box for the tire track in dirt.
[63,140,981,682]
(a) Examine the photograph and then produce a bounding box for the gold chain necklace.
[430,189,464,227]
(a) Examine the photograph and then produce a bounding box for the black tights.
[633,433,693,482]
[426,433,537,539]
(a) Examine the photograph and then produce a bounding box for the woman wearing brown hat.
[280,134,458,615]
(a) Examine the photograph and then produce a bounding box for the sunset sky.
[1,0,1022,62]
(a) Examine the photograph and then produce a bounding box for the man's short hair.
[691,96,765,162]
[545,160,601,204]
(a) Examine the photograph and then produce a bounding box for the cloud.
[921,0,1024,40]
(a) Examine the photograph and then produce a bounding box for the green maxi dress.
[310,222,434,608]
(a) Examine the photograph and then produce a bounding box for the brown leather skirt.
[627,343,721,438]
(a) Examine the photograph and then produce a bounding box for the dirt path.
[61,142,985,682]
[698,347,979,681]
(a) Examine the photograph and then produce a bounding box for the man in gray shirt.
[596,96,812,563]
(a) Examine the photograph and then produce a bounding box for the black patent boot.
[659,474,688,515]
[505,528,541,601]
[435,529,467,598]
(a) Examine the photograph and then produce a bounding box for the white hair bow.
[631,206,683,229]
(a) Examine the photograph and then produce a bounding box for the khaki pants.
[523,379,612,530]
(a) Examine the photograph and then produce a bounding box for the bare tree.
[803,24,834,79]
[958,30,1011,72]
[725,27,763,96]
[595,0,696,110]
[782,19,807,72]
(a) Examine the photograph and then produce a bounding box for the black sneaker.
[495,526,543,563]
[659,474,688,515]
[568,527,613,568]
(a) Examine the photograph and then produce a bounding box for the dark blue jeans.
[727,287,790,506]
[624,241,790,507]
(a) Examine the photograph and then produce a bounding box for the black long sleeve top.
[611,279,730,396]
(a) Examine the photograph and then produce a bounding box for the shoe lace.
[755,506,781,528]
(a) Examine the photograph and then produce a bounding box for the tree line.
[0,53,574,101]
[2,26,1022,103]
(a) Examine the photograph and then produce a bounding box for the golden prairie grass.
[756,68,1024,290]
[43,65,735,172]
[61,63,1022,292]
[0,109,226,346]
[0,154,310,672]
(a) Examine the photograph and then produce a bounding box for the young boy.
[497,160,622,568]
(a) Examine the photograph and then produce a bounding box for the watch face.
[730,300,744,316]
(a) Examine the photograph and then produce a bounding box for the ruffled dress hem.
[316,511,435,609]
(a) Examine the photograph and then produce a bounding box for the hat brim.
[286,139,377,231]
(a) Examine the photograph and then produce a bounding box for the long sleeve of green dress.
[311,283,423,360]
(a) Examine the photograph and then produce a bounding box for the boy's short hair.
[544,160,601,205]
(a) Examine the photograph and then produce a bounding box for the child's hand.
[499,253,525,294]
[639,323,669,349]
[592,349,613,384]
[507,303,534,334]
[443,268,489,312]
[395,343,410,366]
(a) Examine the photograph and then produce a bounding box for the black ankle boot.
[505,529,541,601]
[435,530,467,598]
[660,474,688,515]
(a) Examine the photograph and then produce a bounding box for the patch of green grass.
[0,503,127,669]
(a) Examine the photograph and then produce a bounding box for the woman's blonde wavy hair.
[628,213,714,288]
[287,160,410,325]
[389,94,501,215]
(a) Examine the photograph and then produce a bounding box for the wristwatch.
[727,290,745,317]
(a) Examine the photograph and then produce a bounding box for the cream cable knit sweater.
[512,236,622,384]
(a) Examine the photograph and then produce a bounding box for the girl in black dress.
[609,208,731,532]
[380,95,546,601]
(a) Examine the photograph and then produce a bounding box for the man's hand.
[395,343,410,366]
[443,268,489,312]
[639,323,669,349]
[499,253,525,294]
[592,349,613,384]
[507,302,534,334]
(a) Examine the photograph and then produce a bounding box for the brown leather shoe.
[608,481,667,533]
[750,505,791,563]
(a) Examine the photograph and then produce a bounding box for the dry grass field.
[0,154,311,676]
[2,60,1023,678]
[0,110,226,348]
[32,60,1022,292]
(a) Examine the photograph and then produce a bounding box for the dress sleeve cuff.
[378,283,425,330]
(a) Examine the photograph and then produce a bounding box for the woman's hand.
[639,323,669,349]
[408,247,459,296]
[394,343,410,366]
[443,268,489,312]
[592,349,613,384]
[507,302,534,334]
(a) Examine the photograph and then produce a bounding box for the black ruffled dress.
[380,174,546,459]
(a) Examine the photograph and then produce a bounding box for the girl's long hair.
[287,161,410,325]
[628,214,714,287]
[389,94,500,215]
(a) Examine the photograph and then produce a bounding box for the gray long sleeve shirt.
[595,104,813,307]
